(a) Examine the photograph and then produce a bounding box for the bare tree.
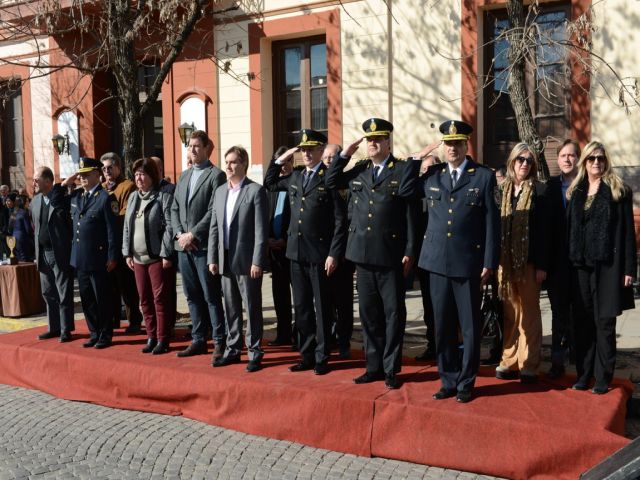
[0,0,248,170]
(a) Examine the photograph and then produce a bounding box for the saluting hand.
[61,173,79,188]
[409,141,442,160]
[343,137,364,157]
[277,147,299,164]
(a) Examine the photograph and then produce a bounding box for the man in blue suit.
[62,157,119,349]
[407,120,500,403]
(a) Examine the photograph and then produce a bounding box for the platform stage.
[0,323,631,479]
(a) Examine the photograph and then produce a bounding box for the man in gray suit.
[31,166,75,342]
[208,146,269,372]
[171,130,227,358]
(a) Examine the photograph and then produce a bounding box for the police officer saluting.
[326,118,417,389]
[407,120,500,403]
[62,158,119,349]
[264,129,347,375]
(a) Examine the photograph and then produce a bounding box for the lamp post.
[178,122,195,147]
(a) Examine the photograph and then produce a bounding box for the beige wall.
[29,60,53,173]
[590,0,640,167]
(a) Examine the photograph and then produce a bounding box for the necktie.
[303,170,312,190]
[373,165,381,182]
[451,169,458,187]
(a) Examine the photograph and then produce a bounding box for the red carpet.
[0,323,631,479]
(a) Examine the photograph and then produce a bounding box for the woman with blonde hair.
[566,141,636,394]
[495,143,551,384]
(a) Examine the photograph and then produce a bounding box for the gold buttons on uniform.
[450,198,454,203]
[298,220,302,224]
[448,209,453,214]
[447,220,452,225]
[447,232,452,238]
[368,213,372,218]
[369,200,373,205]
[367,227,371,231]
[300,208,304,212]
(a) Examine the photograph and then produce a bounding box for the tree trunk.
[506,0,550,180]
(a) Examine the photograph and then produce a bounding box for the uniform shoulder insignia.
[111,200,119,215]
[395,157,406,162]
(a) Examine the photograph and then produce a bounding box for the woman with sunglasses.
[495,143,551,384]
[566,141,636,394]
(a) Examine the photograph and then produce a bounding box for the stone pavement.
[0,384,500,480]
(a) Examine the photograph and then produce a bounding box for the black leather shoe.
[152,342,170,355]
[246,360,262,373]
[456,390,473,403]
[38,331,60,340]
[353,372,384,384]
[82,339,98,348]
[177,342,208,358]
[520,374,538,385]
[213,355,241,367]
[384,374,400,389]
[94,340,112,349]
[142,338,158,354]
[592,382,609,395]
[432,388,456,400]
[124,324,142,335]
[495,369,519,380]
[289,362,314,372]
[547,365,565,379]
[59,332,72,343]
[314,363,329,376]
[572,381,589,391]
[415,349,436,362]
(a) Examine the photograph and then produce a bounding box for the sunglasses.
[515,156,533,165]
[586,155,606,163]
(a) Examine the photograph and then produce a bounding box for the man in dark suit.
[208,146,269,372]
[408,120,500,403]
[31,166,75,342]
[266,149,294,347]
[326,118,418,389]
[546,139,579,378]
[265,130,347,375]
[171,130,227,359]
[62,158,119,349]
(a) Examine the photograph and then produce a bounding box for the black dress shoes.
[547,364,565,379]
[246,360,262,373]
[432,388,457,400]
[415,349,436,362]
[572,378,590,391]
[353,372,384,384]
[213,355,241,367]
[495,369,519,380]
[38,331,60,340]
[384,375,400,389]
[142,338,158,354]
[59,332,72,343]
[152,342,170,355]
[289,362,314,372]
[592,381,609,395]
[456,390,473,403]
[94,340,112,349]
[177,342,208,358]
[314,363,329,376]
[82,339,98,348]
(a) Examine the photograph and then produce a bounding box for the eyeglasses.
[515,156,533,165]
[586,155,606,164]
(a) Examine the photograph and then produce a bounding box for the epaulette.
[395,157,406,162]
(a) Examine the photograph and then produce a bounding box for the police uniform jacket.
[264,160,347,264]
[70,185,119,271]
[326,154,418,268]
[170,162,226,252]
[416,158,500,278]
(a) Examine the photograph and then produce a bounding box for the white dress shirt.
[224,178,245,249]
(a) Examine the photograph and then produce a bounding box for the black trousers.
[430,272,482,393]
[356,264,406,376]
[572,266,616,385]
[329,259,355,351]
[77,269,113,342]
[39,249,75,334]
[546,260,572,366]
[270,249,294,343]
[417,267,435,352]
[291,260,332,364]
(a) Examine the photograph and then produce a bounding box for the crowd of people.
[29,121,637,403]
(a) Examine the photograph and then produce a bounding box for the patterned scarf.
[498,179,535,299]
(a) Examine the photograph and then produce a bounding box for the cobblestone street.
[0,385,501,480]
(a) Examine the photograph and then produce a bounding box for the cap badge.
[448,121,457,135]
[370,120,377,132]
[302,132,308,143]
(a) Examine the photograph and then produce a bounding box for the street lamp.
[52,133,69,155]
[178,122,195,147]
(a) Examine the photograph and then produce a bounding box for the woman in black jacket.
[566,141,636,394]
[122,158,175,354]
[495,143,551,384]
